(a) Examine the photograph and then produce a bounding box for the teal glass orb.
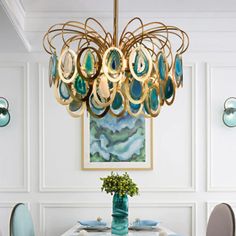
[0,97,10,127]
[223,97,236,127]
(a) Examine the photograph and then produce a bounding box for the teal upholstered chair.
[10,203,35,236]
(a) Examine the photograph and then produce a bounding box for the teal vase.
[111,193,129,235]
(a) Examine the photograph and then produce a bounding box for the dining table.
[61,223,178,236]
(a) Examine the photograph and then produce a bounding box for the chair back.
[10,203,35,236]
[206,203,235,236]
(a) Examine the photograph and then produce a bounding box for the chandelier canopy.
[43,0,189,118]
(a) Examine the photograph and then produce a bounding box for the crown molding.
[24,10,236,19]
[0,0,31,51]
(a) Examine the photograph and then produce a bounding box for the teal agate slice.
[69,100,82,112]
[83,50,95,76]
[74,75,87,95]
[90,95,103,111]
[130,79,142,100]
[175,54,183,81]
[112,92,123,110]
[165,77,174,99]
[130,102,140,111]
[59,81,70,100]
[107,49,122,73]
[48,54,57,87]
[158,53,166,81]
[52,54,57,78]
[150,88,159,110]
[133,49,149,77]
[144,100,150,115]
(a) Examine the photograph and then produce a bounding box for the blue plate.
[78,220,107,227]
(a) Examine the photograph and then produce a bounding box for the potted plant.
[100,172,139,235]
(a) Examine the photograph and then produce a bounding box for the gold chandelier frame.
[43,0,189,118]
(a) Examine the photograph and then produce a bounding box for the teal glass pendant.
[83,50,95,76]
[158,53,166,81]
[0,97,10,127]
[133,49,149,77]
[107,49,122,73]
[165,77,174,99]
[112,92,123,110]
[130,79,142,100]
[223,97,236,127]
[59,81,70,100]
[74,75,87,95]
[112,193,129,235]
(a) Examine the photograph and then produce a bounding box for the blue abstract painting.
[90,112,145,163]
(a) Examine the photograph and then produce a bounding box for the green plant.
[100,172,139,197]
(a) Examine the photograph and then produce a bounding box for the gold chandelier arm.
[61,21,110,48]
[119,17,144,46]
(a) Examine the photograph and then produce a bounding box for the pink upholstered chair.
[206,203,235,236]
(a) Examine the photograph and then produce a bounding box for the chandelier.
[43,0,189,118]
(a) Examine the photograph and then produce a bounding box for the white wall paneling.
[38,63,196,193]
[207,63,236,191]
[0,62,30,192]
[40,202,196,236]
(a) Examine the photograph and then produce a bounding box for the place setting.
[66,218,172,236]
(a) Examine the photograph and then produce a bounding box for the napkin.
[132,219,159,227]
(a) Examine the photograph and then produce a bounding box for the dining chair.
[206,203,235,236]
[9,203,35,236]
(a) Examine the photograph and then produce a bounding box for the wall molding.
[0,62,30,193]
[38,63,196,193]
[24,10,236,19]
[206,63,236,192]
[40,202,196,236]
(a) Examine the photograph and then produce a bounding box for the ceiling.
[1,0,236,52]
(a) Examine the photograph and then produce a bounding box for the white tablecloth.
[61,223,177,236]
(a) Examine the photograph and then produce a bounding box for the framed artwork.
[82,113,153,170]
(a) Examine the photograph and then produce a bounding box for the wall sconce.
[223,97,236,128]
[0,97,10,127]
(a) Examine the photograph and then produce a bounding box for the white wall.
[0,10,236,236]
